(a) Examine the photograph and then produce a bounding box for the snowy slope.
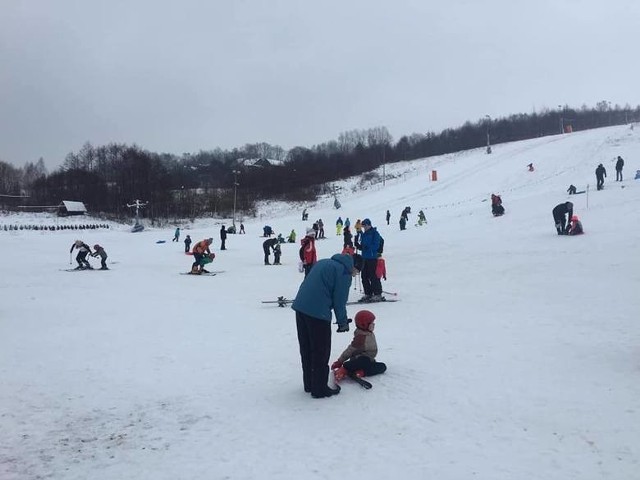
[1,125,639,480]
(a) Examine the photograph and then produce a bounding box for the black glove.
[337,323,349,333]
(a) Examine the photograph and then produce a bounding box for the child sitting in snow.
[567,215,584,236]
[331,310,387,381]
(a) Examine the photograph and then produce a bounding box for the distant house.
[239,158,285,168]
[58,200,87,216]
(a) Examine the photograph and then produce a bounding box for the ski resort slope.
[1,125,640,480]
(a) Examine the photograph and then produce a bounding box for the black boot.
[311,385,341,398]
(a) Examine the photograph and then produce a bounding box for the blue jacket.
[291,254,354,327]
[359,227,381,260]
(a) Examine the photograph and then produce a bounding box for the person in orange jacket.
[191,238,213,273]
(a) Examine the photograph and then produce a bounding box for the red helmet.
[571,215,579,222]
[354,310,376,330]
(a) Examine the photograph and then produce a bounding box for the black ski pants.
[616,169,623,181]
[295,311,332,395]
[361,258,382,296]
[552,210,567,235]
[76,251,90,268]
[343,356,387,377]
[596,175,605,190]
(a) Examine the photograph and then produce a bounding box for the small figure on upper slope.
[220,225,227,250]
[263,225,273,237]
[331,310,387,382]
[615,156,624,182]
[567,185,577,195]
[91,244,108,269]
[527,163,535,172]
[386,209,391,225]
[287,229,297,243]
[336,217,343,236]
[491,194,505,216]
[301,208,308,221]
[417,209,427,225]
[172,227,180,242]
[595,163,607,190]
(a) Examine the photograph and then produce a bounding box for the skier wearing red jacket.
[299,228,318,277]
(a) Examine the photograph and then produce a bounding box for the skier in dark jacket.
[595,164,607,190]
[552,201,573,235]
[184,235,192,253]
[70,240,93,269]
[263,238,279,265]
[343,225,353,250]
[615,156,624,181]
[292,253,363,398]
[220,225,227,250]
[385,210,391,225]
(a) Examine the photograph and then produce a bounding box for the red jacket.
[299,237,317,265]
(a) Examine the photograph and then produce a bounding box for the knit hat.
[352,253,364,272]
[93,244,101,250]
[206,238,213,243]
[306,228,315,237]
[355,310,376,330]
[362,218,372,226]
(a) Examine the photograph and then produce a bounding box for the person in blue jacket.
[355,218,384,302]
[292,253,364,399]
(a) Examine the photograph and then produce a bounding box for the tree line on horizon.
[1,101,637,221]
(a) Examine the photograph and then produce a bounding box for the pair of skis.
[262,296,399,307]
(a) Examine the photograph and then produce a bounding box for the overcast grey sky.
[1,0,639,169]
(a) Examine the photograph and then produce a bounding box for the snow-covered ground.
[1,125,639,480]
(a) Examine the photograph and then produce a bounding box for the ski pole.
[69,251,72,265]
[382,290,398,296]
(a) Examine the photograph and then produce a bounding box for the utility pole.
[232,170,240,230]
[485,115,492,154]
[558,105,564,134]
[382,144,386,186]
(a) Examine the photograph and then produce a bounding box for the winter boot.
[358,295,372,303]
[190,266,201,274]
[311,385,341,399]
[370,294,386,302]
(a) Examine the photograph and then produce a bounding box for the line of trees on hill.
[1,101,638,221]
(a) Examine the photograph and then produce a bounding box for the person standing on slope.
[299,228,318,276]
[220,225,227,250]
[263,237,279,265]
[90,244,108,270]
[184,234,192,253]
[292,253,363,398]
[615,156,624,181]
[355,218,384,302]
[595,163,607,190]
